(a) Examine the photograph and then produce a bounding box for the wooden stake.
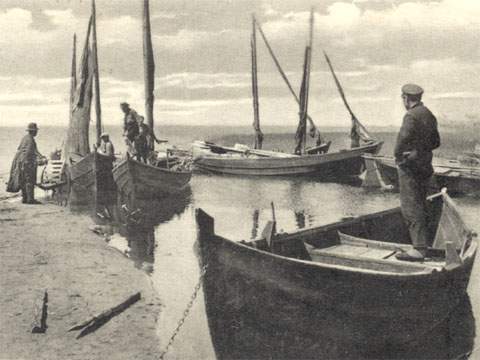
[32,290,48,334]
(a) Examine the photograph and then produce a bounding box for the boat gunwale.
[199,192,477,278]
[195,141,382,167]
[113,156,192,176]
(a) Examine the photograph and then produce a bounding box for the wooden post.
[91,0,102,147]
[143,0,156,149]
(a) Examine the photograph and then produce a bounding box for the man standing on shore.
[394,84,440,261]
[7,123,46,204]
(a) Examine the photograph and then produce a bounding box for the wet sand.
[0,194,161,360]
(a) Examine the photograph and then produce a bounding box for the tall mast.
[143,0,155,144]
[251,15,263,149]
[91,0,102,146]
[304,8,314,152]
[70,33,77,119]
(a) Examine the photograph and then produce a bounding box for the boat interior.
[245,193,474,273]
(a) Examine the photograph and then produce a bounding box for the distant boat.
[194,140,380,177]
[112,0,191,202]
[363,154,480,196]
[196,190,477,350]
[193,11,382,179]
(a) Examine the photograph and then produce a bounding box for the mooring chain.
[158,263,208,360]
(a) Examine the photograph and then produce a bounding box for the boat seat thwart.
[256,225,458,272]
[306,232,446,270]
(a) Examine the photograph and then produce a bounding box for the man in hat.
[120,102,140,154]
[97,132,115,159]
[394,84,440,261]
[6,123,46,204]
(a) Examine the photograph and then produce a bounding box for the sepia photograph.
[0,0,479,359]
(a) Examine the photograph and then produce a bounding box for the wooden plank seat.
[304,231,446,270]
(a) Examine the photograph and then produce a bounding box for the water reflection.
[64,173,480,359]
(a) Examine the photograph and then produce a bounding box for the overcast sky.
[0,0,479,129]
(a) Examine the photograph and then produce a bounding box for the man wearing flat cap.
[6,123,46,204]
[97,132,115,159]
[394,84,440,261]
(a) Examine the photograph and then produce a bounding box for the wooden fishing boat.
[112,0,191,201]
[69,151,116,204]
[195,140,381,177]
[363,154,480,196]
[194,12,382,179]
[196,190,477,352]
[113,154,191,201]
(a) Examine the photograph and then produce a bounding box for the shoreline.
[0,196,162,360]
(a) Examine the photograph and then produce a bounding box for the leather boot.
[26,183,41,204]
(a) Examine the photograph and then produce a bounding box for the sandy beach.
[0,192,162,360]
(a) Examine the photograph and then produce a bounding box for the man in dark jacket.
[394,84,440,261]
[121,102,140,154]
[7,123,46,204]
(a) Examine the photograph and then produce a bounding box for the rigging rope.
[254,18,319,134]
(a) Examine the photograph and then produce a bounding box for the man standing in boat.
[136,116,165,152]
[6,123,46,204]
[121,102,140,154]
[394,84,440,261]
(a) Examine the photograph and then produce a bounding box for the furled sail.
[91,0,102,146]
[65,16,94,159]
[294,46,312,155]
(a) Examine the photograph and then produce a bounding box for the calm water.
[2,126,480,359]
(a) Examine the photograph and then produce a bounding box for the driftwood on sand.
[68,292,141,339]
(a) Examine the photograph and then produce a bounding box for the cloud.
[431,92,480,99]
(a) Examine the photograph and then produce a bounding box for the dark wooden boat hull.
[196,194,477,354]
[367,155,480,196]
[68,151,116,206]
[194,141,382,178]
[112,156,191,201]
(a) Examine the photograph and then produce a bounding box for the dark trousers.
[135,154,147,163]
[20,163,36,203]
[398,167,430,249]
